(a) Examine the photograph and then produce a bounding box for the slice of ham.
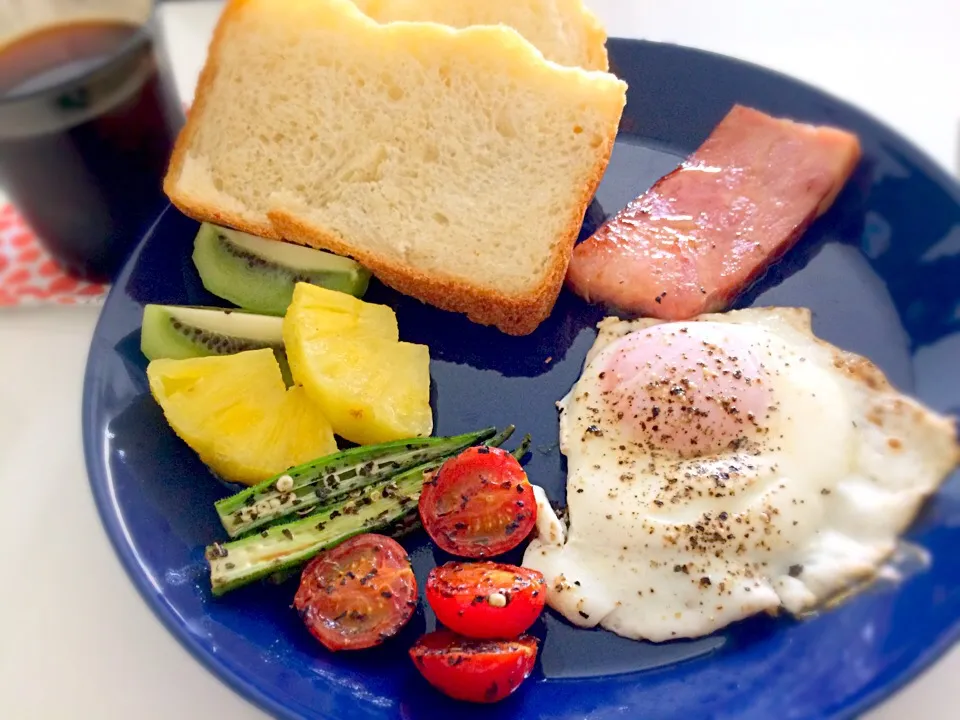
[567,104,861,320]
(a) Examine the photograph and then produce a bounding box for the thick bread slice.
[351,0,608,71]
[164,0,627,335]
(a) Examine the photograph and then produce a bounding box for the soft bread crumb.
[164,0,626,334]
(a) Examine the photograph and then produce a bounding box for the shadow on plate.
[734,158,870,309]
[107,392,228,544]
[364,279,606,379]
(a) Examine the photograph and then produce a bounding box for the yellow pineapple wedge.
[284,283,433,445]
[285,281,399,340]
[147,348,337,485]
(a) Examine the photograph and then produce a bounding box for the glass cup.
[0,0,184,281]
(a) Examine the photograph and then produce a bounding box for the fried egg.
[522,307,959,642]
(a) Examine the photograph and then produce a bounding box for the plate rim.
[82,206,305,720]
[83,37,960,720]
[605,38,960,206]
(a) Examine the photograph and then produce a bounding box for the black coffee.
[0,20,183,280]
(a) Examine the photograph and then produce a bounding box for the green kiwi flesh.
[140,305,284,361]
[192,223,370,315]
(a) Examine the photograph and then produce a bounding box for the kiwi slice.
[140,304,284,361]
[192,223,370,315]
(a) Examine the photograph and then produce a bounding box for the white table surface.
[2,1,959,718]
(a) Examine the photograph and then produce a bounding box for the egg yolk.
[599,323,774,457]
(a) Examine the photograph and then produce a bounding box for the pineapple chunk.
[286,282,399,340]
[147,349,337,485]
[284,287,433,445]
[286,334,432,445]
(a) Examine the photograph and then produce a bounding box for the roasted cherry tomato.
[426,561,546,639]
[419,446,536,558]
[409,630,539,703]
[293,534,417,651]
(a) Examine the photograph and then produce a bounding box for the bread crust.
[164,0,282,240]
[163,0,621,335]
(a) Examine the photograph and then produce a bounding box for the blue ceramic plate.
[83,40,960,720]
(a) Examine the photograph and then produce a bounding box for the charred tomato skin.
[419,446,537,558]
[293,534,417,651]
[409,630,539,703]
[426,561,546,639]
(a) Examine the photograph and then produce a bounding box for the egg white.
[523,307,959,642]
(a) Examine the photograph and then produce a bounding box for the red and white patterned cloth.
[0,203,108,306]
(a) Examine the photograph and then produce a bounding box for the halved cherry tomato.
[409,630,538,703]
[419,446,536,558]
[426,562,546,639]
[293,534,417,651]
